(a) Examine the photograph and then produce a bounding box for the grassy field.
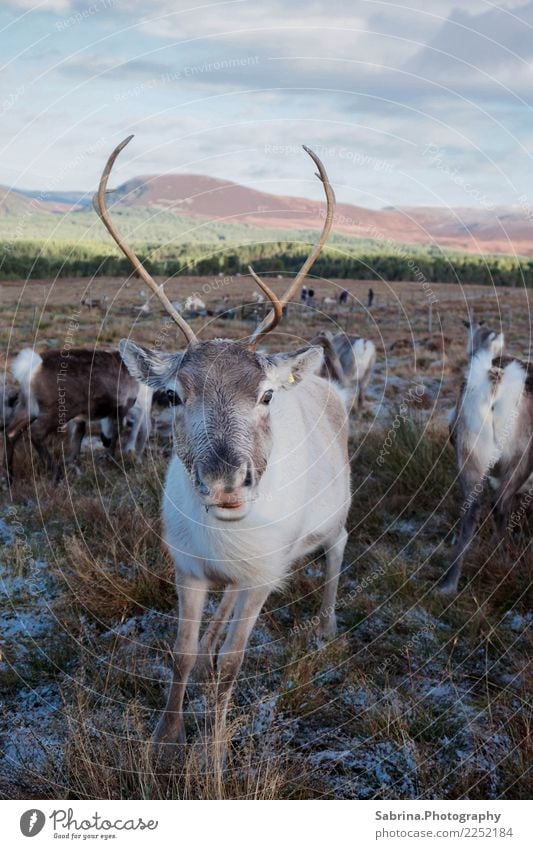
[0,275,531,799]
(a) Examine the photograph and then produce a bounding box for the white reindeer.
[184,294,206,313]
[94,136,350,750]
[442,320,533,593]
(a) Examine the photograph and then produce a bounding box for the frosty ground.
[0,275,531,799]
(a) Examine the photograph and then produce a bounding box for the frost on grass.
[0,515,66,793]
[303,738,418,799]
[1,683,63,776]
[0,280,531,799]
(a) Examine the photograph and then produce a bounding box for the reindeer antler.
[94,135,198,346]
[248,145,336,349]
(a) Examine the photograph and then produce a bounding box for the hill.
[2,175,532,257]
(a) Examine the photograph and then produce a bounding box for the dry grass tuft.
[56,517,174,623]
[48,683,295,800]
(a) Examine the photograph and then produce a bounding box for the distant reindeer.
[312,330,376,411]
[441,319,533,593]
[95,135,350,750]
[81,295,108,312]
[184,295,206,314]
[5,348,139,480]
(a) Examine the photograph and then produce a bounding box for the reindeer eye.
[166,389,182,406]
[261,389,274,405]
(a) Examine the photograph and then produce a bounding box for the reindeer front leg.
[193,587,237,682]
[152,575,207,750]
[5,410,32,482]
[29,418,60,479]
[106,416,120,457]
[440,465,485,594]
[317,526,347,638]
[67,419,86,463]
[206,585,271,739]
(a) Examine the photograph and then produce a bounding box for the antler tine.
[248,145,336,348]
[94,135,198,346]
[247,264,283,322]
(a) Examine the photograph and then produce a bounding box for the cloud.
[407,2,533,76]
[5,0,70,10]
[1,0,533,207]
[57,55,169,80]
[75,0,533,108]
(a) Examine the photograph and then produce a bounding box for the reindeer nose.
[221,460,254,491]
[194,460,254,498]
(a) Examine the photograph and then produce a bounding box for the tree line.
[1,239,532,287]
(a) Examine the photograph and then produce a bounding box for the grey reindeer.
[441,320,533,593]
[312,330,376,411]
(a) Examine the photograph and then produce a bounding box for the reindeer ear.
[478,320,486,326]
[265,346,323,388]
[119,339,181,388]
[462,320,471,329]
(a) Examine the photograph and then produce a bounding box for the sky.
[1,0,533,209]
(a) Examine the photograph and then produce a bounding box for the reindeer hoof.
[315,613,337,639]
[150,738,183,768]
[152,715,186,745]
[150,721,186,767]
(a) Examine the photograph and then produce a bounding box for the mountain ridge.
[1,175,532,256]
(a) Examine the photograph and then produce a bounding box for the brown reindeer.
[0,374,19,433]
[441,320,533,593]
[5,348,139,480]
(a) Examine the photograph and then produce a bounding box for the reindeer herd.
[1,137,531,755]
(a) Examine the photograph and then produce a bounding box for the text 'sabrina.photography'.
[0,1,531,845]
